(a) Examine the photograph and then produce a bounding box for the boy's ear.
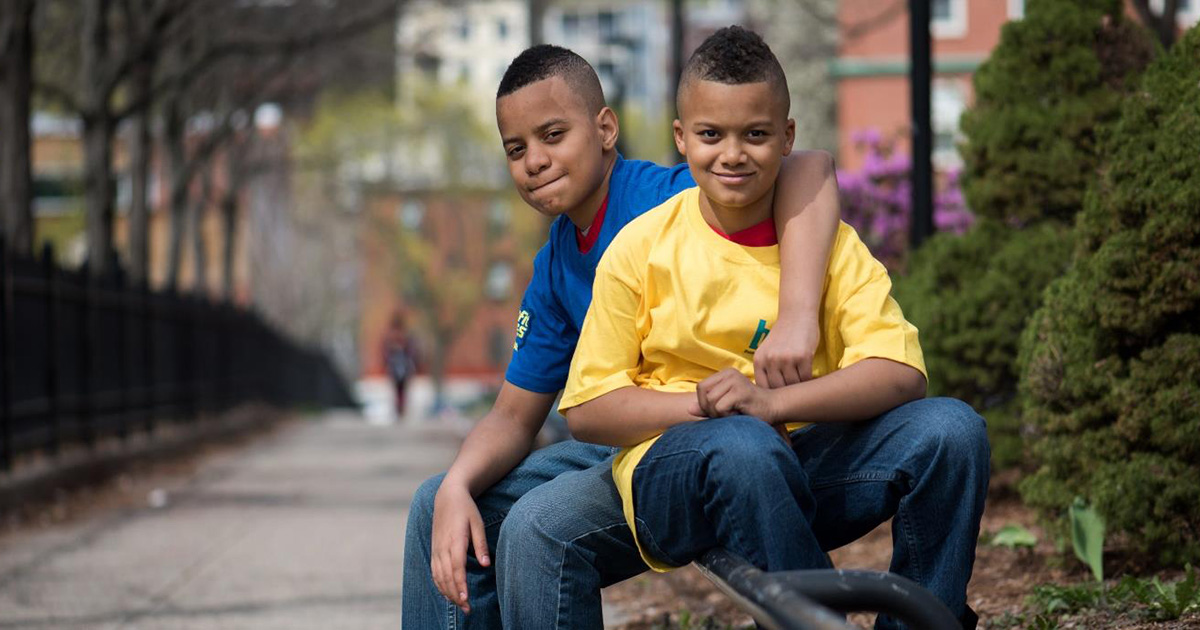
[673,119,686,157]
[782,118,796,156]
[596,107,620,151]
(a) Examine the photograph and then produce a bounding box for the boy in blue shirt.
[402,45,842,629]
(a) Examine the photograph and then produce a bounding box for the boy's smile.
[496,76,618,229]
[674,80,794,235]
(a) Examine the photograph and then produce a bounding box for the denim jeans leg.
[632,415,830,573]
[401,440,615,630]
[793,397,990,630]
[496,459,645,630]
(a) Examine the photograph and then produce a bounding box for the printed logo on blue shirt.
[744,319,771,355]
[513,309,531,351]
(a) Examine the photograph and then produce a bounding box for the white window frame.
[932,78,967,170]
[1007,0,1024,20]
[931,0,968,39]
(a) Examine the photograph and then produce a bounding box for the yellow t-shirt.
[558,187,925,571]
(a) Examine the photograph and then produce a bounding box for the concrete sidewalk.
[0,411,461,630]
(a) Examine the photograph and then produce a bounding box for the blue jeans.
[401,439,617,629]
[500,397,989,630]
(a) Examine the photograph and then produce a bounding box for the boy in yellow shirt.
[560,26,988,629]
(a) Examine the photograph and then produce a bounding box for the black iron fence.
[0,240,355,472]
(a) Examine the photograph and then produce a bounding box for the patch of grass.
[1112,564,1200,620]
[650,609,753,630]
[1017,566,1200,626]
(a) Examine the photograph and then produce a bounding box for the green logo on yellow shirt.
[746,319,771,355]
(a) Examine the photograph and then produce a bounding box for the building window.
[488,199,510,233]
[398,200,425,231]
[562,13,580,39]
[485,261,513,301]
[1007,0,1024,20]
[598,11,616,41]
[458,17,471,41]
[932,79,967,170]
[931,0,967,39]
[497,18,508,40]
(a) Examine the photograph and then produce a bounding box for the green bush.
[959,0,1154,226]
[1018,26,1200,564]
[894,0,1155,471]
[894,221,1072,467]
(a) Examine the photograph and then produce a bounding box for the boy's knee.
[692,416,793,476]
[912,398,990,465]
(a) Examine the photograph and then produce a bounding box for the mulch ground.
[602,471,1200,629]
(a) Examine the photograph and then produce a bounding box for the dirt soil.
[601,473,1200,629]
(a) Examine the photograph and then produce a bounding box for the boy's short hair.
[498,45,606,115]
[678,25,789,114]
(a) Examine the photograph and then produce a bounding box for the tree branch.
[33,79,81,113]
[113,0,397,122]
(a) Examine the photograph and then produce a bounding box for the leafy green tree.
[1018,25,1200,564]
[893,0,1155,468]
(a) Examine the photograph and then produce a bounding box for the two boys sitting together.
[404,26,990,630]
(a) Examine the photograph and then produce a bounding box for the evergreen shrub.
[959,0,1154,227]
[894,221,1071,467]
[1018,26,1200,564]
[894,0,1155,469]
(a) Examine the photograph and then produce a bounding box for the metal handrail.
[695,549,856,630]
[696,549,960,630]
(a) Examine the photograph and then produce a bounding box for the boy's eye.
[747,130,767,139]
[698,130,719,139]
[544,129,564,142]
[506,145,525,159]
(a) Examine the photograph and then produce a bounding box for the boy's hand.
[688,369,780,432]
[431,483,491,614]
[753,315,818,388]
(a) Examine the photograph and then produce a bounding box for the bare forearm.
[441,384,554,496]
[442,415,539,496]
[565,387,698,447]
[768,359,926,425]
[774,150,840,318]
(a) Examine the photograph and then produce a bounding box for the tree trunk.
[127,61,153,285]
[164,96,187,290]
[220,149,241,302]
[190,166,211,296]
[0,0,35,257]
[82,116,115,276]
[82,0,114,278]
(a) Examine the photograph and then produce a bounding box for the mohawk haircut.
[497,45,606,115]
[678,25,789,115]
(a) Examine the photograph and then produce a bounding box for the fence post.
[43,244,60,456]
[143,279,154,435]
[79,264,94,450]
[113,259,128,442]
[1,239,13,472]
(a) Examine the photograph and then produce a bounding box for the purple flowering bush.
[836,129,972,271]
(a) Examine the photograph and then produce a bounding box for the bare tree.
[0,0,36,256]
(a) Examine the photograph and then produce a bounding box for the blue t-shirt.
[505,157,695,393]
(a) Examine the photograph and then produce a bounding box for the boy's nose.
[720,140,746,165]
[525,147,551,175]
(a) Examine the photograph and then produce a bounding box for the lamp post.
[910,0,934,248]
